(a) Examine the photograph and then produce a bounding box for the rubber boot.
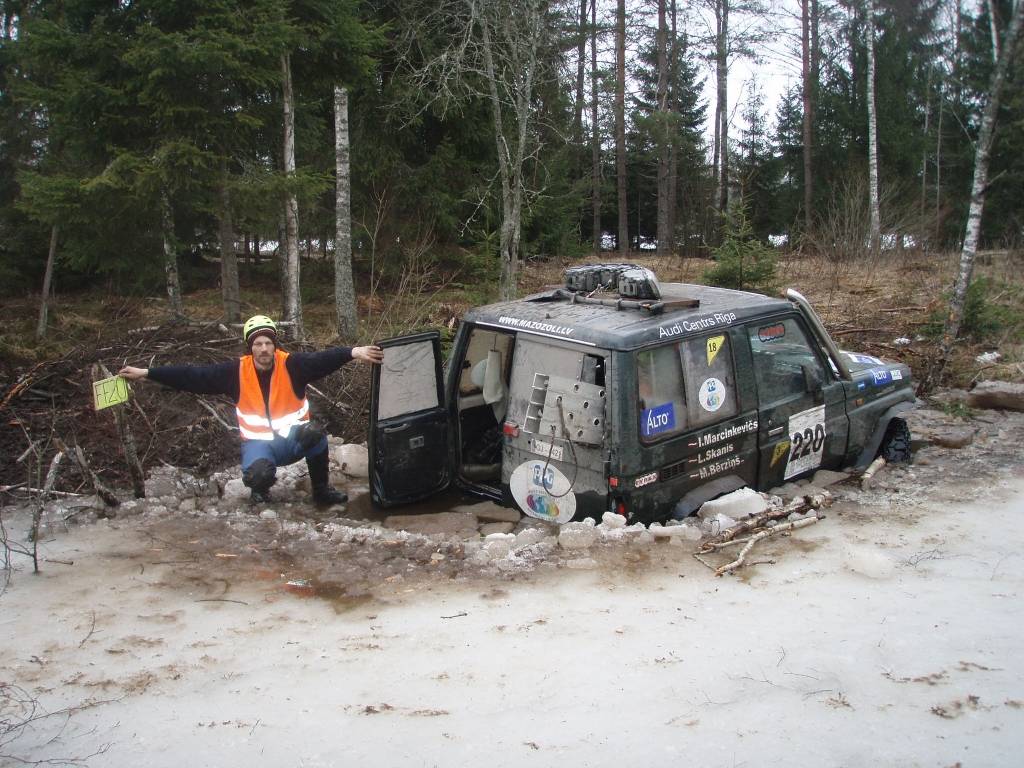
[242,459,276,505]
[307,449,347,507]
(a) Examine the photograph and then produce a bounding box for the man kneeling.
[119,315,383,507]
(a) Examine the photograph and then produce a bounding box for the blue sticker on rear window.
[642,403,676,437]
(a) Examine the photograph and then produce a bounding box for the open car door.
[369,332,454,507]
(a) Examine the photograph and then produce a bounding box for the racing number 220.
[790,423,825,461]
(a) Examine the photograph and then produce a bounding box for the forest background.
[0,0,1021,369]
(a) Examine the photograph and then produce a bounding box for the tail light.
[502,421,520,437]
[608,476,619,488]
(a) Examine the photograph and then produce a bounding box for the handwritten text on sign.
[93,375,131,411]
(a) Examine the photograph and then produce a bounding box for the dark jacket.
[146,347,355,402]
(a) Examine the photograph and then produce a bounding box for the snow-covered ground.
[3,411,1024,767]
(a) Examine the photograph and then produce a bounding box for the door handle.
[383,423,411,434]
[768,426,785,437]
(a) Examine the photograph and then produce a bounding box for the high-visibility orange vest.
[235,349,310,440]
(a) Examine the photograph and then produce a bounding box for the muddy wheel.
[879,418,912,463]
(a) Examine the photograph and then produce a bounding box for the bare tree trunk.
[801,0,814,235]
[655,0,670,256]
[35,224,58,340]
[866,0,881,256]
[281,53,303,339]
[935,71,944,243]
[667,0,679,252]
[921,66,932,234]
[479,6,540,301]
[939,0,1023,369]
[219,165,240,324]
[615,0,629,254]
[590,0,602,254]
[334,84,357,340]
[715,0,730,221]
[574,0,587,149]
[986,0,1001,62]
[160,189,184,318]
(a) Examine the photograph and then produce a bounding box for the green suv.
[369,265,914,525]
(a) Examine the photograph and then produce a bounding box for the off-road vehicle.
[369,265,914,525]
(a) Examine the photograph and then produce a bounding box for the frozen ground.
[2,409,1024,767]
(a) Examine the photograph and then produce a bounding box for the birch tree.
[396,0,554,300]
[865,0,881,255]
[160,189,184,318]
[615,0,629,253]
[590,0,602,253]
[800,0,820,235]
[938,0,1023,371]
[35,225,58,339]
[655,0,671,255]
[281,52,303,339]
[334,85,357,340]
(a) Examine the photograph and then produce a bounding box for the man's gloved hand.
[294,423,326,453]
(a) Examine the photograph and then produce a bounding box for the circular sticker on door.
[699,377,726,412]
[509,460,577,524]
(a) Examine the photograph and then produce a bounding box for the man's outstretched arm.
[118,360,239,398]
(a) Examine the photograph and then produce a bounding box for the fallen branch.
[714,516,822,576]
[54,439,120,509]
[860,456,887,489]
[196,397,237,431]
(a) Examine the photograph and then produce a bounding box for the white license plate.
[531,440,563,461]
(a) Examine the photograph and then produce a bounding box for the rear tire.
[879,418,912,463]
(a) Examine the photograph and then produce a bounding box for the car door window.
[377,339,440,420]
[680,333,738,428]
[637,333,738,442]
[748,318,826,405]
[637,346,687,441]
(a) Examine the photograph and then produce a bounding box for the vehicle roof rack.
[554,264,699,314]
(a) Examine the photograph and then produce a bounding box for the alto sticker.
[871,368,892,386]
[706,335,725,366]
[642,402,676,437]
[698,378,725,412]
[785,405,826,480]
[509,460,576,524]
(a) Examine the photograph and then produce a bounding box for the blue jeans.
[240,426,328,471]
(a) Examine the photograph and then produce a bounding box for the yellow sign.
[771,440,791,468]
[93,375,131,411]
[706,335,725,366]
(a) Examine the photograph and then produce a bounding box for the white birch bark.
[161,189,184,318]
[36,224,58,340]
[281,52,303,340]
[655,0,671,256]
[940,0,1023,364]
[590,0,602,254]
[334,84,357,340]
[615,0,628,254]
[715,0,730,220]
[866,0,881,256]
